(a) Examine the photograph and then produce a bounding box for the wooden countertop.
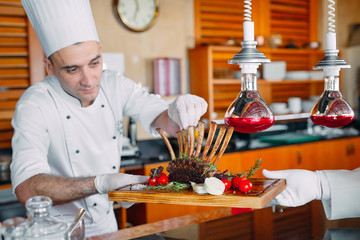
[87,207,234,240]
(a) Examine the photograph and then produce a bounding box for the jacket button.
[75,150,80,154]
[112,166,116,169]
[112,136,116,140]
[101,104,105,108]
[66,115,71,119]
[93,203,97,207]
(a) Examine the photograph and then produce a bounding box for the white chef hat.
[21,0,99,58]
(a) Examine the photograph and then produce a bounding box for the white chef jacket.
[322,167,360,220]
[10,70,168,237]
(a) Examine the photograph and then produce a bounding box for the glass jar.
[10,196,70,240]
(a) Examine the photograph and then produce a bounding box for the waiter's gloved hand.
[263,169,331,207]
[168,94,207,129]
[94,173,149,194]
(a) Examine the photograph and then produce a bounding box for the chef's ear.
[98,43,102,54]
[43,57,55,76]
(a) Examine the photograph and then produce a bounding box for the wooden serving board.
[108,178,285,209]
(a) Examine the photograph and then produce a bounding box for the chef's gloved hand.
[94,173,149,194]
[168,94,207,129]
[263,169,331,207]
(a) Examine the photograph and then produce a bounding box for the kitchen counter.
[88,201,360,240]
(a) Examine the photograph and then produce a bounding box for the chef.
[11,0,207,237]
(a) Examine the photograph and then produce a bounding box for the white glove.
[94,173,149,194]
[168,94,207,129]
[263,169,331,207]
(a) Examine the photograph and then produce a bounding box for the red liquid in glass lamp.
[310,77,354,128]
[225,116,275,133]
[224,73,275,133]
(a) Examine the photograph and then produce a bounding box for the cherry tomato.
[159,172,167,177]
[157,175,169,185]
[239,179,253,193]
[221,179,231,191]
[231,176,243,189]
[148,176,158,186]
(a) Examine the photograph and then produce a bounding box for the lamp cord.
[327,0,336,33]
[244,0,252,22]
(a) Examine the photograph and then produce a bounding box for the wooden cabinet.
[125,137,360,225]
[189,45,324,122]
[228,137,360,178]
[193,0,319,48]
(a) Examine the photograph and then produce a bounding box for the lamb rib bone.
[188,126,195,157]
[177,131,184,156]
[156,128,176,160]
[212,126,234,165]
[194,121,205,158]
[201,121,217,160]
[182,129,189,156]
[204,126,226,163]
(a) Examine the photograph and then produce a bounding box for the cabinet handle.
[297,151,302,164]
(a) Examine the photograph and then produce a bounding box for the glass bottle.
[310,75,354,128]
[224,72,275,133]
[23,196,69,240]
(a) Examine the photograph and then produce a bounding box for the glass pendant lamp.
[310,0,354,128]
[224,0,274,133]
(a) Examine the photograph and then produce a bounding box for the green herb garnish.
[246,158,262,178]
[144,182,190,191]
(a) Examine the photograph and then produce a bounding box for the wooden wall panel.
[0,0,32,148]
[269,0,314,48]
[194,0,319,48]
[194,0,244,46]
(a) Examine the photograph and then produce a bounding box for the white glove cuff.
[94,174,107,194]
[315,170,331,200]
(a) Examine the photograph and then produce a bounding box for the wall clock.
[113,0,159,32]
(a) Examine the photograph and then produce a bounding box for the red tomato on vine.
[221,179,232,191]
[148,176,158,186]
[239,179,253,193]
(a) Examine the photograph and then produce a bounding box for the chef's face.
[44,41,103,107]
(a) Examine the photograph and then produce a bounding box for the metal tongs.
[68,208,86,235]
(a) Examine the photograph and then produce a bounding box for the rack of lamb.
[156,121,234,184]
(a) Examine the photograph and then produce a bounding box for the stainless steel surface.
[314,49,350,69]
[128,117,137,147]
[0,188,17,204]
[228,41,270,64]
[122,136,139,157]
[0,154,11,172]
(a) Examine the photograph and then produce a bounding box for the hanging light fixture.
[224,0,274,133]
[310,0,354,128]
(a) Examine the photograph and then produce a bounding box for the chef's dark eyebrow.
[61,55,101,70]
